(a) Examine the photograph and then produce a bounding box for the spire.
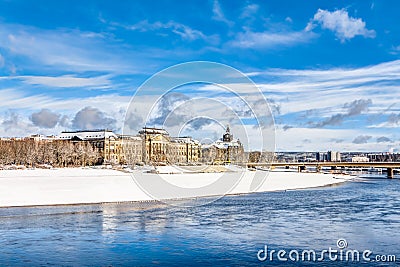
[223,124,233,142]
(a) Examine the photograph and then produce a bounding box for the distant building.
[105,135,143,165]
[170,137,201,163]
[28,134,56,141]
[336,151,341,162]
[327,151,335,161]
[57,129,117,163]
[57,129,143,165]
[57,129,117,141]
[367,153,400,162]
[316,151,341,162]
[201,126,244,164]
[139,127,170,164]
[316,152,321,162]
[352,156,369,162]
[139,127,201,164]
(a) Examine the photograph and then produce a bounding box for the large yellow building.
[170,137,201,164]
[139,127,201,164]
[139,127,170,163]
[104,135,142,165]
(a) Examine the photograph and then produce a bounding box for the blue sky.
[1,0,400,152]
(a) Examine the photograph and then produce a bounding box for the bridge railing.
[245,161,400,178]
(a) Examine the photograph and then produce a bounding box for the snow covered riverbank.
[0,167,351,207]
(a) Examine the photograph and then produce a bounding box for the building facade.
[201,126,244,164]
[352,156,369,162]
[57,129,143,165]
[139,127,170,164]
[139,127,201,164]
[104,135,142,165]
[316,151,341,162]
[119,136,143,165]
[170,137,201,164]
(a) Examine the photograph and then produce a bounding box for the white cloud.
[0,23,150,73]
[240,4,259,19]
[18,74,112,88]
[241,60,400,151]
[30,109,60,128]
[352,135,372,144]
[0,88,130,116]
[72,106,116,130]
[390,45,400,55]
[274,127,400,152]
[249,60,400,114]
[0,89,57,110]
[0,111,37,137]
[275,127,358,151]
[306,9,376,42]
[212,0,233,26]
[123,20,209,42]
[230,30,314,49]
[0,90,132,135]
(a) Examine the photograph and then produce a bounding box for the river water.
[1,174,399,266]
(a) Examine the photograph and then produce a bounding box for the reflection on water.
[0,175,400,266]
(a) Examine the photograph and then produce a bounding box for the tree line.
[0,140,100,167]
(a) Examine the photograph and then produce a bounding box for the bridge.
[246,162,400,178]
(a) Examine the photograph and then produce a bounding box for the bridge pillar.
[298,165,306,172]
[387,168,394,179]
[316,165,321,173]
